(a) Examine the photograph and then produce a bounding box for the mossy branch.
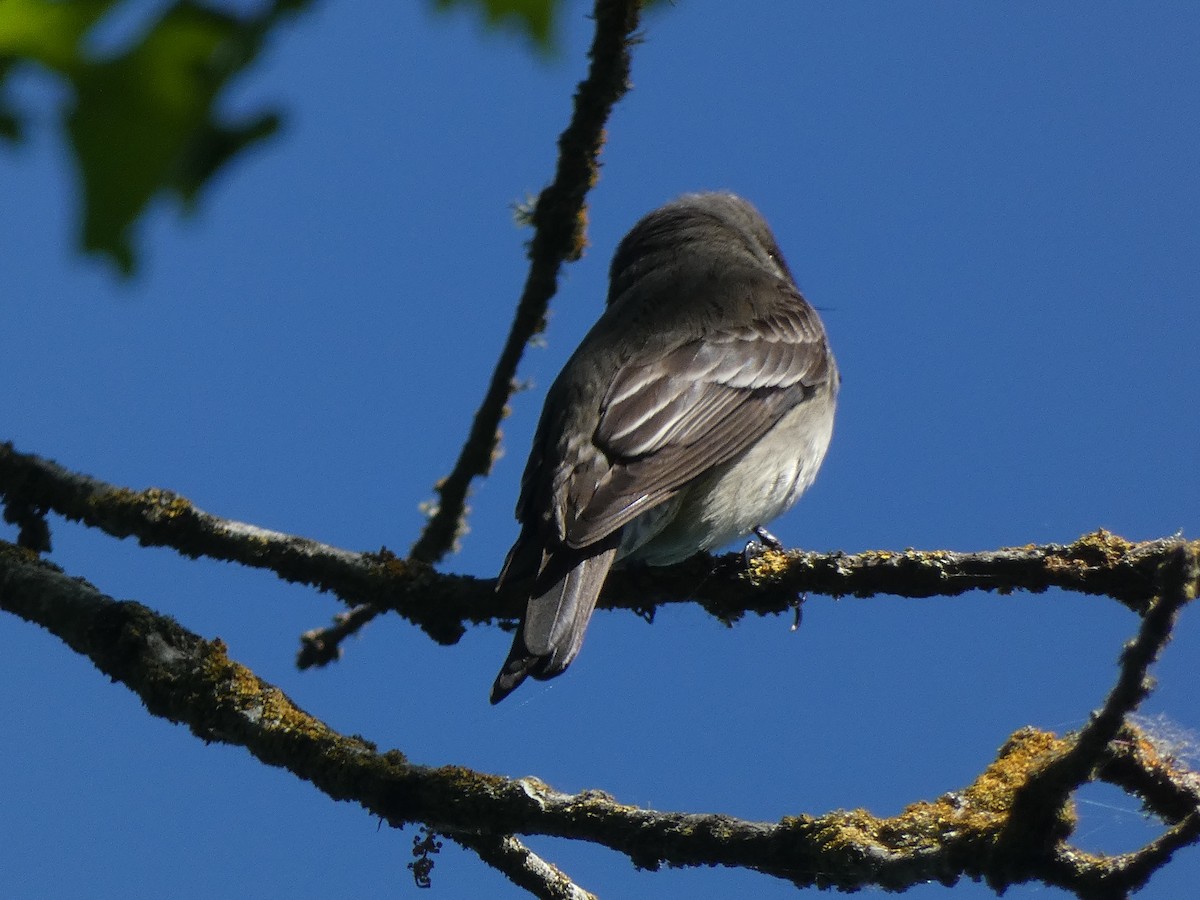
[0,539,1195,897]
[1,442,1185,659]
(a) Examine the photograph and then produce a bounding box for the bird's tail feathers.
[490,538,619,704]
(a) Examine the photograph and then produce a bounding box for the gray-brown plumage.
[491,193,838,703]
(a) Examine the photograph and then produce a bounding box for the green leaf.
[1,0,308,275]
[0,58,23,144]
[65,2,281,273]
[0,0,118,146]
[0,0,117,73]
[434,0,559,52]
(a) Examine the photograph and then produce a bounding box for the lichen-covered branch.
[737,531,1171,614]
[1,442,1185,655]
[1097,723,1200,827]
[408,0,643,566]
[1,539,1196,897]
[454,832,597,900]
[987,544,1199,899]
[0,440,464,646]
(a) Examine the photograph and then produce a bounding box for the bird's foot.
[753,525,783,551]
[742,526,785,567]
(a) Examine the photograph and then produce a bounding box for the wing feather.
[560,286,833,547]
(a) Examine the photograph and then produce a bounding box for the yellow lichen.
[960,728,1071,813]
[1070,529,1134,565]
[743,548,790,581]
[143,488,194,519]
[97,485,195,520]
[198,638,336,743]
[791,729,1078,857]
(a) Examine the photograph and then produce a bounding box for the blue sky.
[2,1,1198,897]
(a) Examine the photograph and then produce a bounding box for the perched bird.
[491,192,838,703]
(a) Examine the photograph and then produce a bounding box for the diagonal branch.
[1060,544,1197,770]
[0,440,455,646]
[1,538,1196,898]
[408,0,643,567]
[454,832,597,900]
[991,543,1199,897]
[1097,722,1200,826]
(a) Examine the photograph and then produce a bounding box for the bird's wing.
[561,287,834,548]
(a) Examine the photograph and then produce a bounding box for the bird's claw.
[742,526,784,567]
[753,525,783,551]
[789,592,807,631]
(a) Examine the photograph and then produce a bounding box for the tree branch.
[2,439,1191,664]
[454,832,597,900]
[1097,722,1200,826]
[408,0,643,566]
[988,542,1199,897]
[737,531,1168,613]
[0,440,459,645]
[1,538,1196,897]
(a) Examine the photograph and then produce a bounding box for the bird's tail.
[490,541,619,704]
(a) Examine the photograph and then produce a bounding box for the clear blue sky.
[2,2,1198,897]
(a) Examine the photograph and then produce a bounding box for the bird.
[490,192,838,703]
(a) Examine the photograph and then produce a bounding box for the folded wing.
[561,286,834,548]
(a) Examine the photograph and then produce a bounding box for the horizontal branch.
[624,528,1174,616]
[1,539,1195,897]
[0,440,462,642]
[1,442,1189,655]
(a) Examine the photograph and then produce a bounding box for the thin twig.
[304,0,644,661]
[297,602,381,667]
[408,0,643,566]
